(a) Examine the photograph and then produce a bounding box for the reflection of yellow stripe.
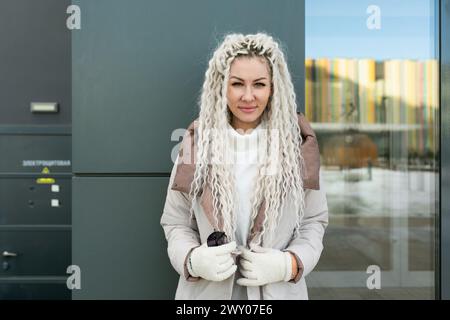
[395,60,401,124]
[431,60,438,152]
[330,59,335,122]
[318,59,329,122]
[36,178,56,184]
[334,59,343,123]
[425,60,431,151]
[358,59,376,124]
[369,60,375,124]
[397,60,402,124]
[325,59,330,122]
[384,61,390,123]
[358,60,365,123]
[406,60,417,150]
[305,59,313,119]
[317,59,325,122]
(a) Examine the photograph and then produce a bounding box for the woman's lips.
[238,106,257,113]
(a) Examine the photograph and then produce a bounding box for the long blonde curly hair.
[189,32,306,246]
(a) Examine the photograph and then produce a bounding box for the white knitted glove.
[236,245,292,286]
[187,241,238,282]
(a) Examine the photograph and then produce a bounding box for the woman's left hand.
[236,245,292,286]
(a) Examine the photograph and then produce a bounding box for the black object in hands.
[207,231,227,247]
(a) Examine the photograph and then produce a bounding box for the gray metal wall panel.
[72,0,305,299]
[72,0,305,173]
[72,177,177,299]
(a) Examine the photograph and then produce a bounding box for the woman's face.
[226,56,272,131]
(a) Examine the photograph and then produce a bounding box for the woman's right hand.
[188,241,237,281]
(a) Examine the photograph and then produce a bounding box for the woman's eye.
[231,82,265,87]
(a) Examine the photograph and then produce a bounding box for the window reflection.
[306,0,438,299]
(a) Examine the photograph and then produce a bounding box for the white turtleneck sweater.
[226,120,267,300]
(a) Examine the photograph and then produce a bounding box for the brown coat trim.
[297,112,321,190]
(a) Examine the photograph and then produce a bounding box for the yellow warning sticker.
[36,178,55,184]
[41,167,50,174]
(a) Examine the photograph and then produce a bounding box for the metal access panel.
[0,177,71,225]
[0,0,72,300]
[72,177,178,299]
[0,0,71,125]
[72,0,305,173]
[0,134,71,174]
[0,229,71,276]
[0,134,71,226]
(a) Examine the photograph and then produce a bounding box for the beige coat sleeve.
[284,170,329,283]
[160,155,201,282]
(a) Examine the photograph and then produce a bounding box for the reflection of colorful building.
[305,58,439,156]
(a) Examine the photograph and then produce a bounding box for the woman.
[160,32,328,300]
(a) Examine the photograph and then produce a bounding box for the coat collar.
[171,112,320,246]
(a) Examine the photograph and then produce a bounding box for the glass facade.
[305,0,439,299]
